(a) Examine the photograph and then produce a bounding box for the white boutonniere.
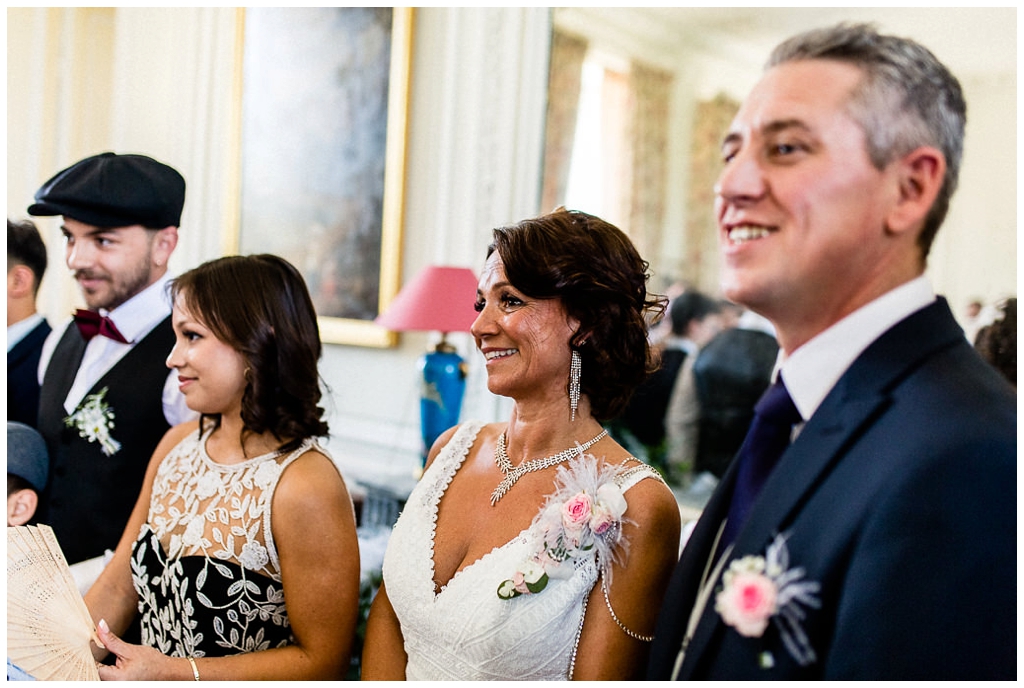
[64,386,121,456]
[497,456,630,600]
[714,532,821,667]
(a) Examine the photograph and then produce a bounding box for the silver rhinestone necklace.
[490,428,608,506]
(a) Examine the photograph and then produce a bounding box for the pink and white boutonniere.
[715,532,821,667]
[497,457,630,600]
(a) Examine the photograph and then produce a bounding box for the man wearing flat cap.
[30,152,197,570]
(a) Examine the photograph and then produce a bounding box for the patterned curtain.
[627,61,672,260]
[540,29,588,213]
[686,93,739,292]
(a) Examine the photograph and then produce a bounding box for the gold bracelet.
[187,657,200,681]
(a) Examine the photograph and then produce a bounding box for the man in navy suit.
[7,219,52,427]
[647,24,1015,679]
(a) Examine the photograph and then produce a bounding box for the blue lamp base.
[419,338,467,465]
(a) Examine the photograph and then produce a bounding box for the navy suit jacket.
[647,298,1016,679]
[7,318,51,427]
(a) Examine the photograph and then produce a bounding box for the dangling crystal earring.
[569,348,582,421]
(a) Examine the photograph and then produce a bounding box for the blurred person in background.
[7,219,52,428]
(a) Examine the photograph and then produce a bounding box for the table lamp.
[375,265,480,464]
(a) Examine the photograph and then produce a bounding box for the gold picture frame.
[225,7,413,347]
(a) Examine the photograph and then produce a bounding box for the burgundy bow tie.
[74,309,128,343]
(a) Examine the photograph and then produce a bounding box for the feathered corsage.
[497,456,631,599]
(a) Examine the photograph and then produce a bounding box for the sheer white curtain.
[110,8,238,278]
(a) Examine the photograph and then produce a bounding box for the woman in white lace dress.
[84,255,361,680]
[363,209,682,679]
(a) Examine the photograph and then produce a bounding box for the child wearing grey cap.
[7,421,48,526]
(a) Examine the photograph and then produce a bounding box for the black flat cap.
[28,152,186,229]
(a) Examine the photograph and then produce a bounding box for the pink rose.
[512,570,529,594]
[590,504,615,535]
[714,570,778,637]
[561,492,592,532]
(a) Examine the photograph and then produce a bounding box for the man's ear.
[152,226,179,268]
[7,264,36,298]
[7,488,38,526]
[885,146,946,235]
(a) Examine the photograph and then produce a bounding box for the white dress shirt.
[778,275,937,424]
[37,274,196,425]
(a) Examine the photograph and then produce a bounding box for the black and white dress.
[131,426,320,657]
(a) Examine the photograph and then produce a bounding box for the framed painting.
[227,7,412,346]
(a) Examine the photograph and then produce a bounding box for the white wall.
[929,70,1018,312]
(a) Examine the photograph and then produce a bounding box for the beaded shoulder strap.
[615,460,666,491]
[602,459,665,643]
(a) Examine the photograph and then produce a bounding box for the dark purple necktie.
[720,377,801,548]
[74,309,128,343]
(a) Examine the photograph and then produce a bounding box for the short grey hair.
[768,23,966,259]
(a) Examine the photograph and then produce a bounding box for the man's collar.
[778,276,936,421]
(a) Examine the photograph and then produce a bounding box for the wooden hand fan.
[7,524,101,681]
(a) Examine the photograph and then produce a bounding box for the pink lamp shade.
[375,265,479,333]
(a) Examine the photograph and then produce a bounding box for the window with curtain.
[542,35,672,260]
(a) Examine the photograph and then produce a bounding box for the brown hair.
[488,208,665,420]
[170,254,329,450]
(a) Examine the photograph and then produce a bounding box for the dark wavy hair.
[169,254,329,451]
[488,208,665,421]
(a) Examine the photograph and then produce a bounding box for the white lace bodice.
[382,421,662,680]
[145,425,318,579]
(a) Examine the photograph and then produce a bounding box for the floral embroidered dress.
[131,425,320,658]
[382,421,663,680]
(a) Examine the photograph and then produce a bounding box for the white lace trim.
[422,420,485,594]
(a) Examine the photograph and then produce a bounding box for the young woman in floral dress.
[363,209,682,680]
[84,254,360,680]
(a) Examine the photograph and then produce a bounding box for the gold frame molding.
[224,7,413,347]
